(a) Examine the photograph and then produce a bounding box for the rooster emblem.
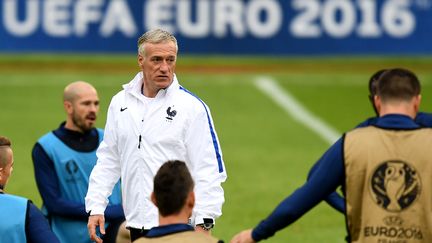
[166,106,177,121]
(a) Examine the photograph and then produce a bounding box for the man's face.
[0,148,13,188]
[138,41,177,97]
[68,91,99,133]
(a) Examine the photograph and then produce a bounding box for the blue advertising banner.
[0,0,431,55]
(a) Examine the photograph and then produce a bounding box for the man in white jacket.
[85,29,227,243]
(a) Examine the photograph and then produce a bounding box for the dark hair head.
[153,160,194,217]
[0,136,11,147]
[369,69,387,97]
[377,68,421,103]
[368,69,388,116]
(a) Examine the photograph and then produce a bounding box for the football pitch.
[0,54,431,242]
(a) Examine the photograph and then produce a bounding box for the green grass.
[0,54,431,243]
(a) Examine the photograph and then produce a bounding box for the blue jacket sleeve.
[26,201,60,243]
[305,116,378,214]
[104,204,125,222]
[32,143,88,219]
[252,138,345,242]
[32,143,125,222]
[307,149,345,213]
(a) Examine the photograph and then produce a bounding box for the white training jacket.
[85,72,227,229]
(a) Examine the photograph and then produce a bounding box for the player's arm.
[85,98,122,216]
[86,98,122,242]
[32,143,88,219]
[185,104,227,230]
[26,201,60,243]
[307,149,345,213]
[250,138,345,242]
[304,115,380,214]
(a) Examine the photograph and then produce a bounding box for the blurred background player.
[231,68,432,242]
[134,160,223,243]
[31,81,128,243]
[0,135,60,243]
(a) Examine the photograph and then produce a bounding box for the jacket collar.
[123,72,179,100]
[375,114,420,130]
[145,224,194,238]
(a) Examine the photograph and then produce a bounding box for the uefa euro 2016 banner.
[1,0,432,55]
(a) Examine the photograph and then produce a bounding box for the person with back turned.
[134,160,223,243]
[232,68,432,242]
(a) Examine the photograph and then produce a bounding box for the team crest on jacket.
[166,106,177,121]
[370,160,421,212]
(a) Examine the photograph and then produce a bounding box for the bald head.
[63,81,100,133]
[63,81,98,103]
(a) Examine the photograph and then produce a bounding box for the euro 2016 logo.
[65,160,79,183]
[370,160,421,212]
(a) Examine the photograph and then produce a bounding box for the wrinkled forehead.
[143,41,178,56]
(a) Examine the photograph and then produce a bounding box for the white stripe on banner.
[254,76,340,145]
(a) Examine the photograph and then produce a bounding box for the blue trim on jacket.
[179,86,224,173]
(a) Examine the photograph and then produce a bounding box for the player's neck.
[158,211,189,226]
[379,105,416,119]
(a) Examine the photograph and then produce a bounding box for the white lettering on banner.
[0,0,424,40]
[382,0,415,38]
[247,0,282,38]
[290,0,416,38]
[357,0,381,37]
[2,0,137,38]
[3,0,38,37]
[177,0,210,38]
[214,0,245,38]
[290,0,321,37]
[145,0,174,33]
[322,0,356,38]
[75,0,103,36]
[145,0,282,38]
[100,0,137,37]
[43,0,72,37]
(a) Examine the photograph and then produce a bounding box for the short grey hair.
[138,29,178,56]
